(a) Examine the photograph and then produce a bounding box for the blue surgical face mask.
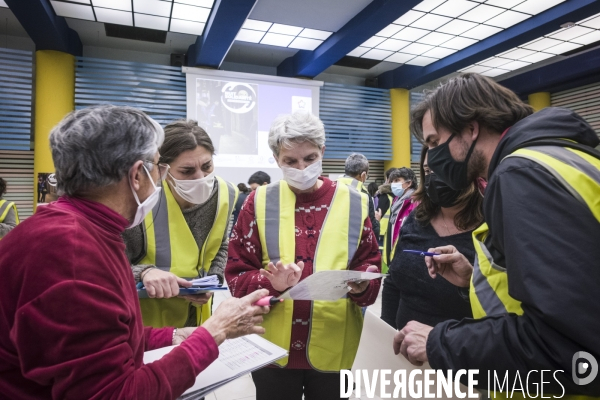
[391,182,406,197]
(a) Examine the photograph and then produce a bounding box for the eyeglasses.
[144,161,170,181]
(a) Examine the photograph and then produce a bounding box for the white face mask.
[169,170,215,205]
[280,159,322,191]
[128,165,161,229]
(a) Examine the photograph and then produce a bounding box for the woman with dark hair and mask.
[381,145,484,330]
[123,119,239,330]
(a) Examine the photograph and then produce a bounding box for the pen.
[403,249,441,257]
[253,296,283,306]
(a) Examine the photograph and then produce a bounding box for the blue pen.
[403,249,441,257]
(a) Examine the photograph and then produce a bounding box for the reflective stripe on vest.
[0,199,19,225]
[379,194,393,237]
[337,176,364,192]
[255,180,368,371]
[470,145,600,320]
[139,176,238,328]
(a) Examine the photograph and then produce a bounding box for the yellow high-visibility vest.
[337,176,364,191]
[139,176,238,328]
[470,144,600,400]
[0,199,19,225]
[254,180,368,371]
[382,209,400,274]
[0,199,19,240]
[379,194,393,237]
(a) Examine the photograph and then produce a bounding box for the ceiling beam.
[499,46,600,96]
[187,0,257,68]
[276,0,423,78]
[377,0,600,89]
[5,0,82,56]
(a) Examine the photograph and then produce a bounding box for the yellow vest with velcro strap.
[254,180,368,371]
[470,145,600,400]
[0,199,19,225]
[139,176,238,328]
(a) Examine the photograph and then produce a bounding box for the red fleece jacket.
[0,197,218,399]
[226,177,381,369]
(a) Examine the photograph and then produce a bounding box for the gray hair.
[49,105,164,196]
[268,111,325,157]
[344,153,369,177]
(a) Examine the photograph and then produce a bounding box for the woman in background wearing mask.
[123,119,238,329]
[381,146,483,329]
[225,111,381,400]
[382,167,418,273]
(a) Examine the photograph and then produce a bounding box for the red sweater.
[226,177,381,369]
[0,197,218,399]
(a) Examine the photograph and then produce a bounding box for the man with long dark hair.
[394,73,600,397]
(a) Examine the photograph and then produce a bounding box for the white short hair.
[268,111,325,157]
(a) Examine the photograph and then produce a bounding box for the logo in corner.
[572,351,598,385]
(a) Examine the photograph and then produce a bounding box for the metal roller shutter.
[320,83,392,161]
[551,82,600,147]
[0,150,34,219]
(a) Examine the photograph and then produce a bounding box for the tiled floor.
[208,287,385,400]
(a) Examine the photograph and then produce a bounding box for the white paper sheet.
[144,334,287,399]
[351,310,478,399]
[278,270,385,301]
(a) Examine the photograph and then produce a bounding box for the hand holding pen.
[421,245,473,287]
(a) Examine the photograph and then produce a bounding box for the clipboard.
[137,286,228,299]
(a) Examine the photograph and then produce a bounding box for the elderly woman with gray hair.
[226,111,381,400]
[0,105,269,399]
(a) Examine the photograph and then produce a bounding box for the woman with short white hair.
[0,105,269,399]
[226,111,382,399]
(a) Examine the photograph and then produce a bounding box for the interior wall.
[83,46,171,65]
[0,34,34,51]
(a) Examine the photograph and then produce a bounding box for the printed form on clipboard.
[143,334,287,399]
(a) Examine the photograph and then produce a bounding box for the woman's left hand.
[178,292,213,305]
[347,265,379,294]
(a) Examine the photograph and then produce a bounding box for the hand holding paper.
[347,265,379,294]
[393,321,433,366]
[259,260,305,291]
[142,268,192,298]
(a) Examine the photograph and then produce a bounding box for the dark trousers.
[252,368,348,400]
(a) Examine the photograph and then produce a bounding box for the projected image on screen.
[196,79,259,155]
[194,77,313,170]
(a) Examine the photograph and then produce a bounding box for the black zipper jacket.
[426,107,600,396]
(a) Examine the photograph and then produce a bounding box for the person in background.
[338,153,380,237]
[39,178,48,203]
[247,170,271,191]
[381,146,483,330]
[123,119,238,329]
[394,73,600,397]
[232,183,250,228]
[0,105,269,399]
[375,167,396,247]
[381,167,418,273]
[37,176,43,202]
[368,181,379,209]
[226,111,381,400]
[0,177,19,239]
